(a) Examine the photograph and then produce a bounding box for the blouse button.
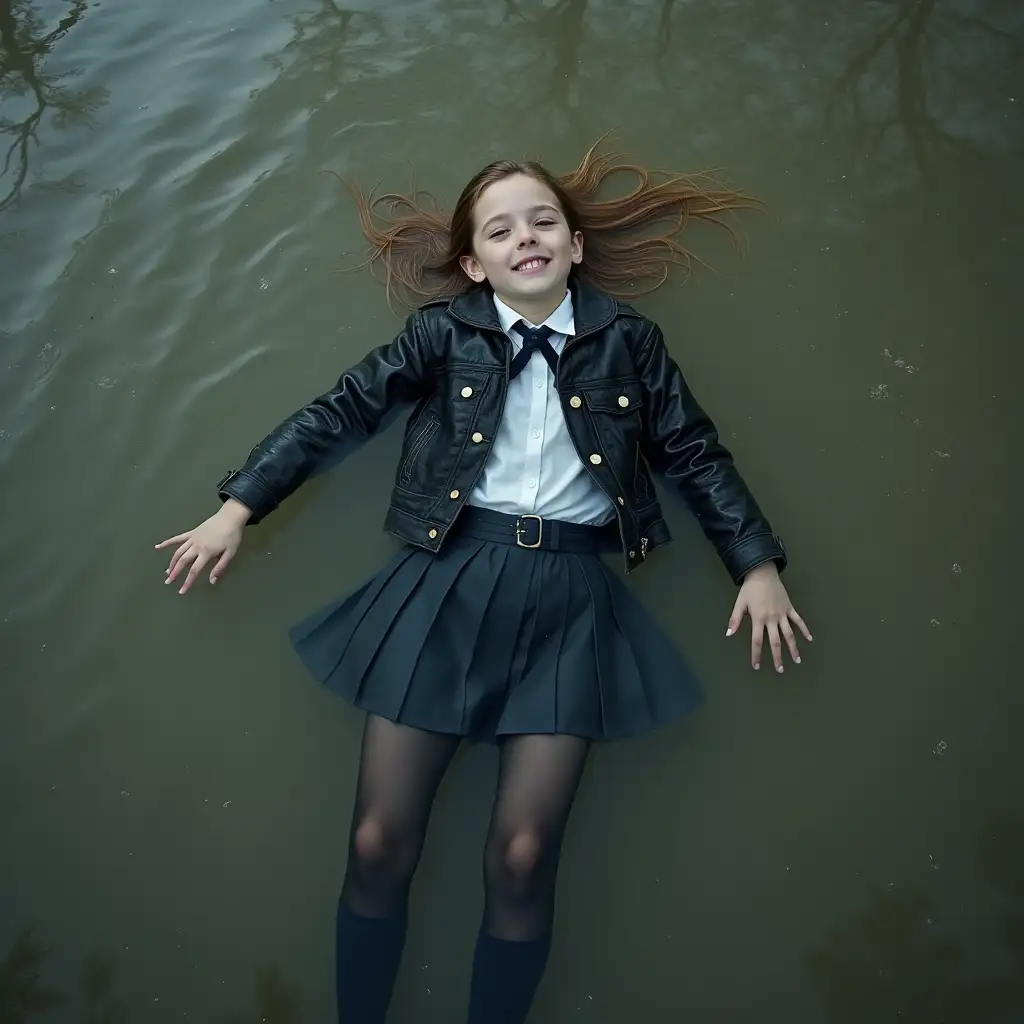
[569,395,582,408]
[461,386,474,398]
[617,395,629,408]
[428,528,438,539]
[589,453,602,465]
[449,490,460,500]
[471,432,484,443]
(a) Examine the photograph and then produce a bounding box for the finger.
[165,544,191,583]
[750,619,765,670]
[789,607,813,642]
[768,621,784,673]
[209,547,235,585]
[781,618,801,665]
[727,595,747,637]
[166,545,198,585]
[166,544,194,585]
[155,532,191,551]
[180,552,210,594]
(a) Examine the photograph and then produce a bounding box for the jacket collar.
[449,275,617,340]
[493,289,575,338]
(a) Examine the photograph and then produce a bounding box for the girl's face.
[459,173,583,305]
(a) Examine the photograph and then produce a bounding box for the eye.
[488,228,509,239]
[536,218,556,227]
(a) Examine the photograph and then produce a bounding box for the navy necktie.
[508,321,558,382]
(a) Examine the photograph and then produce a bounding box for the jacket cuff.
[216,469,277,525]
[721,532,788,585]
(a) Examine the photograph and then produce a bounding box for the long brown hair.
[346,136,757,309]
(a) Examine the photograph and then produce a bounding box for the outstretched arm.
[634,321,785,581]
[156,311,438,593]
[634,321,810,671]
[217,311,438,523]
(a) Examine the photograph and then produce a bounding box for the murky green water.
[2,0,1023,1020]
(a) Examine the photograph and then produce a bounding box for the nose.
[515,224,538,248]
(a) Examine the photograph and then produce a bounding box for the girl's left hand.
[727,562,812,673]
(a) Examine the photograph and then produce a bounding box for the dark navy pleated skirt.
[288,510,703,743]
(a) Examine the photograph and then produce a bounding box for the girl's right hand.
[155,499,251,594]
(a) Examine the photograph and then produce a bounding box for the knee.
[486,829,547,892]
[353,817,389,869]
[351,816,419,880]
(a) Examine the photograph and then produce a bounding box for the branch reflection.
[0,927,64,1020]
[0,926,303,1022]
[227,965,302,1024]
[0,0,108,212]
[825,0,1022,180]
[806,809,1024,1021]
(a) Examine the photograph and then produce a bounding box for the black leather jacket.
[217,280,786,581]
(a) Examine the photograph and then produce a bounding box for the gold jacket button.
[617,395,629,408]
[428,528,438,539]
[569,395,582,408]
[449,490,460,500]
[589,453,602,465]
[471,432,484,443]
[461,386,474,398]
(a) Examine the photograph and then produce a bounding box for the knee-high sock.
[466,930,552,1024]
[336,899,407,1024]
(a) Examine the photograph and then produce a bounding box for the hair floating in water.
[330,134,758,310]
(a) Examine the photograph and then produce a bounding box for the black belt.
[453,506,618,554]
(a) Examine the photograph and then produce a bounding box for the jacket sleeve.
[634,320,787,583]
[216,311,438,524]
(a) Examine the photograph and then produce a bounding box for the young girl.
[156,140,811,1023]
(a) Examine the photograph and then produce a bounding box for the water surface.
[2,0,1023,1020]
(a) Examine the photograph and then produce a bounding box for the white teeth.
[515,258,546,271]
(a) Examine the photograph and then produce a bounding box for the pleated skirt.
[289,530,703,743]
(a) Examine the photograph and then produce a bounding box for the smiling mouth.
[512,257,551,272]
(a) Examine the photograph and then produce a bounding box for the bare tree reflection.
[0,928,126,1022]
[227,965,302,1024]
[656,0,675,60]
[1,925,305,1021]
[825,0,1023,181]
[0,927,65,1021]
[806,810,1024,1021]
[275,2,384,87]
[543,0,587,111]
[0,0,107,212]
[81,955,128,1024]
[977,808,1024,987]
[502,0,589,141]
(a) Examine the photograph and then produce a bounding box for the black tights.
[341,714,590,942]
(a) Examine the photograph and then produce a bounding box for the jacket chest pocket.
[400,413,440,486]
[579,382,651,503]
[580,382,644,444]
[580,381,644,417]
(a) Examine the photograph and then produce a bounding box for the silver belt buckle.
[516,514,543,549]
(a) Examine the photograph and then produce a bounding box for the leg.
[468,734,590,1024]
[337,714,460,1024]
[342,713,461,918]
